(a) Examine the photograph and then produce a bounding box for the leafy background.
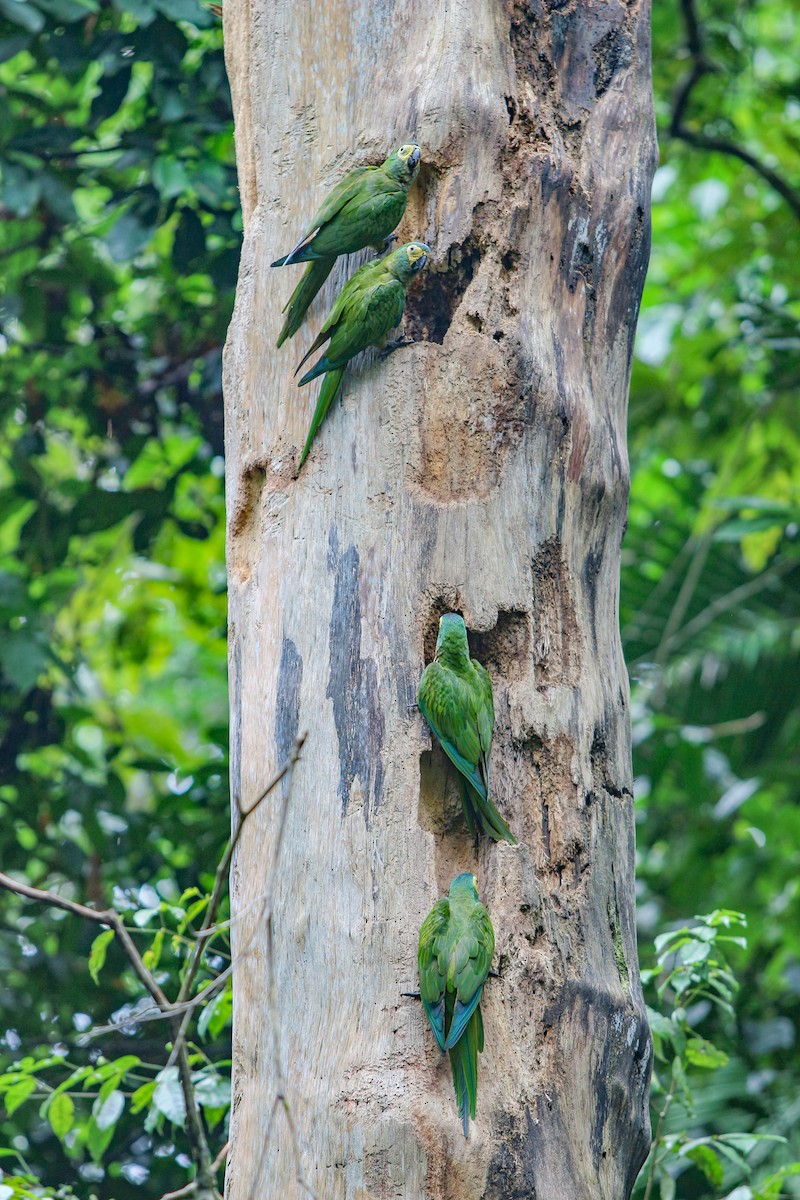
[0,0,798,1196]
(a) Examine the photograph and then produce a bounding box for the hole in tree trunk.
[421,597,463,667]
[471,611,532,682]
[421,606,531,679]
[404,236,480,345]
[418,748,464,836]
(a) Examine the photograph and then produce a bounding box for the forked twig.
[0,735,310,1200]
[0,872,216,1195]
[670,0,800,219]
[167,735,308,1071]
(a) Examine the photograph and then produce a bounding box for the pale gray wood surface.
[223,1,656,1195]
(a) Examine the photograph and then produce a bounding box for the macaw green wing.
[281,164,409,263]
[418,898,450,1052]
[279,167,372,264]
[445,903,494,1050]
[418,663,487,801]
[310,166,373,232]
[296,368,345,472]
[277,257,334,348]
[473,661,494,761]
[311,184,406,257]
[296,270,404,384]
[294,258,382,377]
[325,274,405,366]
[462,779,517,845]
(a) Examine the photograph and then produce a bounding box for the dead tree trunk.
[222,1,656,1196]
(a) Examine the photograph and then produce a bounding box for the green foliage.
[0,879,232,1196]
[628,1,800,1195]
[0,0,798,1194]
[0,0,235,1192]
[636,915,798,1199]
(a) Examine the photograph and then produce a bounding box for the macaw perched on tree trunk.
[418,613,517,845]
[293,240,429,473]
[272,143,421,347]
[418,872,495,1138]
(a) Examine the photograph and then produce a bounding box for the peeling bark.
[223,0,656,1196]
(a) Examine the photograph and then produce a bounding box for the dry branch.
[0,870,216,1194]
[671,0,800,219]
[245,735,320,1200]
[0,736,308,1200]
[167,733,307,1072]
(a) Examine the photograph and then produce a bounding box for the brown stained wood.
[222,0,656,1196]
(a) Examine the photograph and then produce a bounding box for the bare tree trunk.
[222,1,656,1197]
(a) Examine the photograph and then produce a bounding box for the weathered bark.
[222,1,656,1197]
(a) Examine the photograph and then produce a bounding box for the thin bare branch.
[0,737,311,1200]
[670,0,800,220]
[0,873,169,1009]
[653,532,712,666]
[211,1141,231,1173]
[159,1182,199,1200]
[244,736,320,1200]
[167,735,307,1072]
[657,557,797,658]
[86,965,234,1038]
[156,1139,229,1200]
[643,1073,679,1200]
[0,875,217,1196]
[173,734,307,1010]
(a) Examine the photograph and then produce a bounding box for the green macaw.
[272,143,421,347]
[418,613,516,845]
[418,872,495,1138]
[293,240,429,472]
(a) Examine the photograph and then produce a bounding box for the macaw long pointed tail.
[449,1007,482,1139]
[465,781,517,846]
[458,780,478,841]
[276,258,334,348]
[296,368,345,473]
[271,242,324,268]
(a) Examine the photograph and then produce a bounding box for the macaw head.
[450,872,480,902]
[385,142,421,182]
[405,241,429,272]
[436,612,469,660]
[386,241,430,283]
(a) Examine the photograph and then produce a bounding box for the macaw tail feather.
[296,368,345,473]
[449,1006,483,1139]
[463,781,516,846]
[458,780,478,841]
[297,356,332,386]
[277,259,334,348]
[272,237,324,268]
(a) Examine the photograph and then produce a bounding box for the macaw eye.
[398,144,420,168]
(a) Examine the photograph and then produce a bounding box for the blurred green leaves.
[0,0,798,1195]
[628,2,800,1196]
[0,0,235,1193]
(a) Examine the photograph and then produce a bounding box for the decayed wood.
[222,1,656,1196]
